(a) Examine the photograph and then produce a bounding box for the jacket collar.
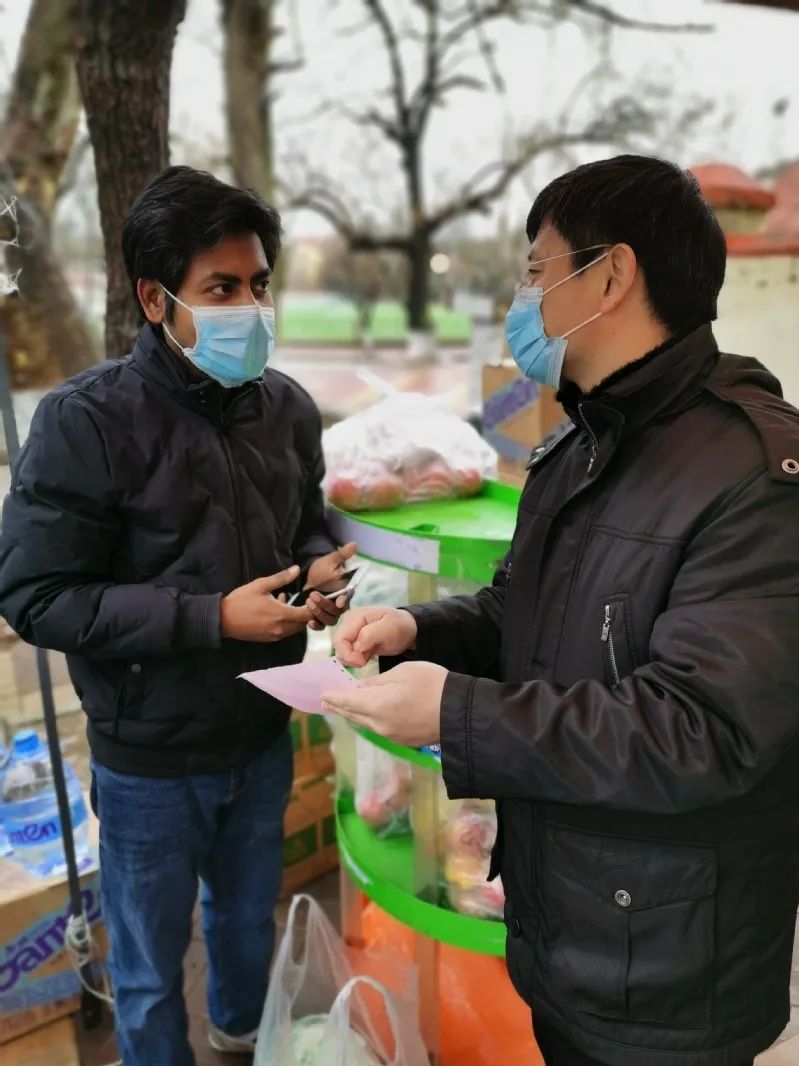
[558,323,719,442]
[130,323,257,421]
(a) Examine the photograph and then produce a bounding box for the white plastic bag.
[256,895,428,1066]
[324,378,497,512]
[442,799,505,920]
[355,734,412,838]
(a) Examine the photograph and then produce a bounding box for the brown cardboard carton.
[0,857,105,1045]
[281,772,337,899]
[482,363,564,484]
[0,1016,79,1066]
[290,711,334,780]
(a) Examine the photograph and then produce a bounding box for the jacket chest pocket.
[600,595,636,687]
[539,824,717,1030]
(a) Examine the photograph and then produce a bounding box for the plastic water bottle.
[1,729,90,877]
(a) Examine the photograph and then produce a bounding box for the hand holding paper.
[321,661,447,748]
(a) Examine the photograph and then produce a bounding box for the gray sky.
[2,0,799,241]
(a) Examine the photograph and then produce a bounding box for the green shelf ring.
[336,800,507,957]
[327,480,521,583]
[354,726,442,773]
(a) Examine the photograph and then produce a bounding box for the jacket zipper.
[579,403,599,474]
[219,424,252,584]
[601,604,621,686]
[219,414,252,742]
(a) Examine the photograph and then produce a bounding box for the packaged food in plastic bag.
[256,895,428,1066]
[291,1012,378,1066]
[355,734,412,837]
[324,380,497,512]
[442,799,505,920]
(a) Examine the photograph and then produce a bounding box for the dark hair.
[526,155,726,334]
[122,165,282,322]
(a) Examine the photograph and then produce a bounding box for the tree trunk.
[221,0,275,200]
[407,230,431,333]
[1,203,98,388]
[220,0,287,295]
[403,141,433,346]
[72,0,187,359]
[0,0,97,388]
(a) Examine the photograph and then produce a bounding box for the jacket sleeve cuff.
[440,671,477,799]
[177,592,222,650]
[402,605,441,660]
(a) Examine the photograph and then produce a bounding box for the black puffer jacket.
[0,325,336,776]
[408,326,799,1065]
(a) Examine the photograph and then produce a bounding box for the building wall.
[713,254,799,407]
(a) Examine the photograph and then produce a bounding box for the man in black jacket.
[324,156,799,1066]
[0,167,351,1065]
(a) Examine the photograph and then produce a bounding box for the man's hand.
[334,606,418,668]
[305,542,358,631]
[321,661,447,747]
[220,566,312,642]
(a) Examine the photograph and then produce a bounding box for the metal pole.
[0,333,102,1028]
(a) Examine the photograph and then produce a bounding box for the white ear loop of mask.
[529,247,610,339]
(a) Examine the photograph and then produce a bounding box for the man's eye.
[254,278,271,294]
[210,284,234,297]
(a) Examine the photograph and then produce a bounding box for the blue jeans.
[90,732,292,1066]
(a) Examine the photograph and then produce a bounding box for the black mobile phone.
[288,569,361,609]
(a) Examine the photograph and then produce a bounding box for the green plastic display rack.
[336,792,506,957]
[355,725,442,773]
[327,480,521,584]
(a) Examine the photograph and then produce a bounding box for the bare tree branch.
[362,0,409,127]
[267,57,303,76]
[425,99,653,233]
[338,102,404,143]
[439,1,524,57]
[281,171,409,252]
[566,0,712,33]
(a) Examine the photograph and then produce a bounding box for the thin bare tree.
[287,0,709,346]
[220,0,302,296]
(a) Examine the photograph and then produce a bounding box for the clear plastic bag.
[324,379,497,512]
[355,735,412,838]
[256,895,427,1066]
[441,799,505,920]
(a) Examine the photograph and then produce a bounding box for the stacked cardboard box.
[482,363,565,486]
[0,1016,79,1066]
[281,712,338,898]
[0,807,105,1046]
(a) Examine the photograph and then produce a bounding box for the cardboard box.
[290,711,334,780]
[482,363,565,483]
[0,857,105,1046]
[281,772,337,899]
[0,1016,79,1066]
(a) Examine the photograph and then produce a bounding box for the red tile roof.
[690,163,776,211]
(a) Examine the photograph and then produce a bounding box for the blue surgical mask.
[161,286,276,389]
[505,248,609,388]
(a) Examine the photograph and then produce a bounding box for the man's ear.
[138,279,166,324]
[599,244,637,314]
